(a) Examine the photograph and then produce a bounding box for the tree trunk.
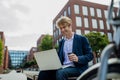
[93,52,97,64]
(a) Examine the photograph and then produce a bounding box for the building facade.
[27,34,53,62]
[37,34,46,51]
[53,0,118,46]
[27,34,46,62]
[36,34,53,51]
[0,32,5,73]
[9,50,28,68]
[27,47,37,61]
[3,46,9,70]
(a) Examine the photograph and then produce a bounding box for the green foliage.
[22,61,31,68]
[30,59,37,65]
[0,40,3,65]
[84,32,109,52]
[22,59,37,68]
[38,34,53,51]
[55,44,59,51]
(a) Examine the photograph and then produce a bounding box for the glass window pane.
[53,23,55,30]
[57,40,59,45]
[68,7,71,15]
[76,29,81,35]
[84,30,90,34]
[97,9,102,18]
[74,4,79,14]
[92,31,97,33]
[90,7,95,16]
[82,6,88,16]
[59,28,61,35]
[105,11,115,18]
[76,16,82,27]
[64,11,67,16]
[100,32,104,35]
[104,10,108,18]
[92,19,97,28]
[99,20,104,29]
[113,25,117,32]
[107,32,112,42]
[112,12,115,18]
[106,21,110,30]
[84,18,89,28]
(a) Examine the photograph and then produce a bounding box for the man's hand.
[68,53,78,62]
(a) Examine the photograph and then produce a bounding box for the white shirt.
[63,34,75,68]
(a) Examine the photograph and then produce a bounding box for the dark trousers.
[37,67,81,80]
[37,70,56,80]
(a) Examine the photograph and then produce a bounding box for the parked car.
[16,68,21,73]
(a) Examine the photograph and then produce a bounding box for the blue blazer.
[58,34,93,73]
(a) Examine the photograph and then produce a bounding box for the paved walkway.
[23,70,39,75]
[0,70,27,80]
[23,70,39,80]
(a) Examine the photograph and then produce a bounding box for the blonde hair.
[56,16,72,28]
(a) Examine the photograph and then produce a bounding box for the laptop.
[34,49,62,71]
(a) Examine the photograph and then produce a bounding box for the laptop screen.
[34,49,62,71]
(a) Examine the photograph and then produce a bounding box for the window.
[112,12,115,18]
[54,32,56,39]
[76,29,81,35]
[68,7,71,15]
[104,10,108,18]
[76,16,82,27]
[56,30,59,38]
[84,30,90,34]
[64,11,67,16]
[107,32,113,42]
[97,9,102,18]
[84,18,89,28]
[106,21,110,30]
[99,20,104,29]
[59,38,62,42]
[54,31,58,39]
[33,48,36,51]
[92,31,97,33]
[100,32,104,35]
[59,28,61,35]
[57,40,59,45]
[90,7,95,16]
[92,19,97,28]
[53,23,56,30]
[105,11,115,18]
[74,4,80,14]
[82,6,88,16]
[60,15,63,17]
[113,25,116,32]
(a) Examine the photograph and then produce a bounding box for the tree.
[38,34,53,51]
[22,61,31,68]
[54,44,59,52]
[84,32,109,63]
[0,39,3,65]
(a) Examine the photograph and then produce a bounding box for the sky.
[0,0,118,51]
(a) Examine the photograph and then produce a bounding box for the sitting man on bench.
[37,16,93,80]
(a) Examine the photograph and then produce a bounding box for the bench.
[27,74,77,80]
[68,77,77,80]
[24,70,78,80]
[26,74,38,80]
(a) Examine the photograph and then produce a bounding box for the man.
[37,16,93,80]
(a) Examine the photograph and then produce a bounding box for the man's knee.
[56,69,66,75]
[38,71,50,80]
[56,69,68,78]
